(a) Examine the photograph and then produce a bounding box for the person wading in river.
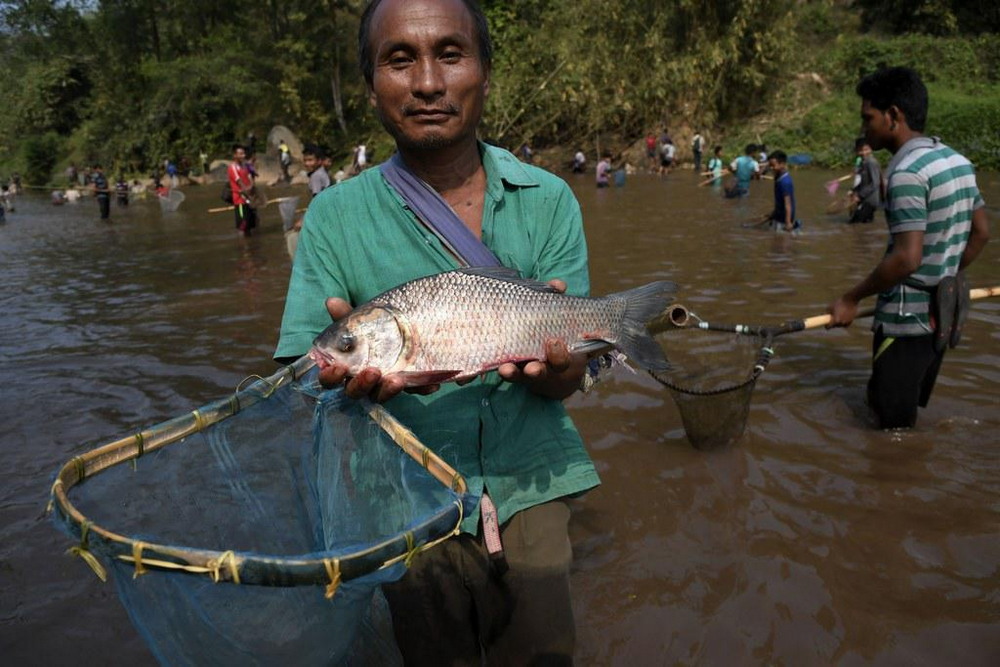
[228,144,257,237]
[274,0,598,661]
[827,66,990,429]
[91,164,111,220]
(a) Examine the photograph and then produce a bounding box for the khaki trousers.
[382,500,575,666]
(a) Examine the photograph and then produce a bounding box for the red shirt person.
[228,144,257,236]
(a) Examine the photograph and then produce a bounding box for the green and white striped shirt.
[875,137,985,336]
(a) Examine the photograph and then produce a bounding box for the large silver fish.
[310,267,675,386]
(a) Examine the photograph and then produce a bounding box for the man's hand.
[316,297,439,402]
[827,294,859,328]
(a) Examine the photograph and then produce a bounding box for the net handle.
[789,285,1000,332]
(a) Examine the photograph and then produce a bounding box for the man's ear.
[887,105,904,131]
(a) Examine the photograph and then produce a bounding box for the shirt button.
[481,398,489,407]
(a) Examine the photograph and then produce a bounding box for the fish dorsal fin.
[455,266,561,293]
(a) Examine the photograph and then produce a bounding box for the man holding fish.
[275,0,674,662]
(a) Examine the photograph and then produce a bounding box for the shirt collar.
[887,135,939,173]
[480,141,539,201]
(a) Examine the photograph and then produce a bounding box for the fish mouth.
[308,347,333,370]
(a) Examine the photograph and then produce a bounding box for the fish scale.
[311,267,676,386]
[378,272,622,374]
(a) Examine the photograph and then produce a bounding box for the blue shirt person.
[763,150,799,232]
[725,144,759,197]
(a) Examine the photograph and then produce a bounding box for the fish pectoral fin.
[571,339,614,355]
[398,370,463,386]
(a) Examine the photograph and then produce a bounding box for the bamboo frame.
[49,355,471,589]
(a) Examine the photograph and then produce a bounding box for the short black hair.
[856,66,928,132]
[358,0,493,87]
[232,143,247,153]
[303,144,326,160]
[745,144,756,155]
[854,136,870,150]
[769,150,787,164]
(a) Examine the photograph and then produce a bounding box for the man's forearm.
[959,207,990,270]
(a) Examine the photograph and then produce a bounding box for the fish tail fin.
[612,280,676,372]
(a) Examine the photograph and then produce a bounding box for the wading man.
[275,0,597,661]
[827,66,989,429]
[228,144,257,237]
[91,164,111,220]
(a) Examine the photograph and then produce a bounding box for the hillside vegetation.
[1,0,998,185]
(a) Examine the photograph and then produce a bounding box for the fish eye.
[337,333,356,353]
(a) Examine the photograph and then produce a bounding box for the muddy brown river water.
[2,165,998,665]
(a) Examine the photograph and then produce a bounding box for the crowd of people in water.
[1,129,887,238]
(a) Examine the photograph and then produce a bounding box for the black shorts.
[849,201,876,223]
[867,328,945,429]
[234,203,258,233]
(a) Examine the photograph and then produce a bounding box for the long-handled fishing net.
[157,189,185,213]
[49,356,475,665]
[276,195,301,229]
[649,286,1000,450]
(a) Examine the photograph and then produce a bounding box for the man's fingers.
[374,374,408,402]
[325,297,352,320]
[318,364,349,388]
[544,339,571,373]
[520,361,548,379]
[344,367,382,399]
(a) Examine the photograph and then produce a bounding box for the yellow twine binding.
[205,550,241,584]
[131,541,148,578]
[46,479,61,515]
[236,374,279,398]
[323,558,342,599]
[71,456,86,483]
[67,521,107,582]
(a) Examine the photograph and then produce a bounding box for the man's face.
[767,158,781,173]
[233,147,246,163]
[366,0,489,152]
[860,100,892,152]
[303,154,319,171]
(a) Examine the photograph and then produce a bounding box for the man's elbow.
[972,217,990,246]
[892,249,923,276]
[901,254,922,275]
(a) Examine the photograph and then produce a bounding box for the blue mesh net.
[51,364,473,665]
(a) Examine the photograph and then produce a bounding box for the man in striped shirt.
[828,67,990,429]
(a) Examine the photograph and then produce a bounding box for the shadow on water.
[1,168,999,664]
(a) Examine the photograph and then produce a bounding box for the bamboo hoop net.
[49,355,469,588]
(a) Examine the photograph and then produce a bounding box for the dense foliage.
[0,0,998,184]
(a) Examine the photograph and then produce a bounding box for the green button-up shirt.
[275,143,600,532]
